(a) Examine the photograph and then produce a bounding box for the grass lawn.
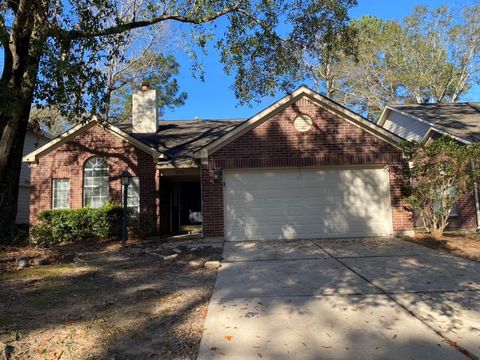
[0,240,221,360]
[408,230,480,262]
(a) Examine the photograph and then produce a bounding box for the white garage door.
[224,167,393,241]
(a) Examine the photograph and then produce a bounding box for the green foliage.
[402,137,480,239]
[108,53,187,123]
[15,0,358,120]
[29,107,72,136]
[311,3,480,119]
[31,204,123,245]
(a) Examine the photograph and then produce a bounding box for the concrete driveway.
[198,238,480,359]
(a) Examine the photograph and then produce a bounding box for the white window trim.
[294,114,313,132]
[122,176,140,214]
[52,179,70,209]
[83,157,109,208]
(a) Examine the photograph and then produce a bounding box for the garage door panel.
[226,224,381,240]
[230,202,379,217]
[224,168,393,241]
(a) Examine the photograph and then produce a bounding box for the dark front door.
[180,182,202,226]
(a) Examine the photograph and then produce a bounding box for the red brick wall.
[202,97,414,237]
[201,168,225,236]
[30,124,160,236]
[388,163,413,232]
[447,191,478,230]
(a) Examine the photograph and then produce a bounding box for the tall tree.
[107,52,187,124]
[29,106,69,136]
[398,4,480,103]
[311,4,480,119]
[98,4,187,122]
[0,0,357,234]
[29,52,188,134]
[30,18,186,133]
[307,21,357,98]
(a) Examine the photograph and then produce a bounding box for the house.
[23,86,414,240]
[378,103,480,230]
[16,128,51,225]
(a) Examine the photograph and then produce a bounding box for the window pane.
[450,203,459,217]
[122,177,140,213]
[52,179,70,209]
[84,157,109,208]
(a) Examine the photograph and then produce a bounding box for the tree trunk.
[0,105,30,235]
[0,1,40,236]
[430,227,444,240]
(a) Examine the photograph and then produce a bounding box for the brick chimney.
[132,83,157,133]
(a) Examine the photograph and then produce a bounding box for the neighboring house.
[23,86,414,240]
[17,128,51,225]
[378,103,480,230]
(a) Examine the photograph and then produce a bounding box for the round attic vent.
[294,115,313,132]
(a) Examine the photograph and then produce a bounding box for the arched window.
[84,157,109,208]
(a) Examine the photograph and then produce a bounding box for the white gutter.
[377,107,390,126]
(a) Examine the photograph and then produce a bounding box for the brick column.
[201,167,224,237]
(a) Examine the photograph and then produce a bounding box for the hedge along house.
[24,86,414,240]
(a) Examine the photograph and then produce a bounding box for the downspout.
[199,157,207,239]
[200,169,204,239]
[472,161,480,231]
[474,179,480,231]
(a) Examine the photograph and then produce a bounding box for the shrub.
[31,204,123,245]
[403,137,480,239]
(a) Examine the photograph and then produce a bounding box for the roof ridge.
[119,118,246,125]
[160,118,246,122]
[390,102,480,107]
[467,102,480,114]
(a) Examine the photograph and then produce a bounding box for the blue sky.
[164,0,478,120]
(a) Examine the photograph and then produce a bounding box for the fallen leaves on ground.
[0,239,221,359]
[409,232,480,262]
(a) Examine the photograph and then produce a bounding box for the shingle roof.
[389,102,480,143]
[118,119,244,167]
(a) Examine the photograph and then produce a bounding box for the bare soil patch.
[0,239,221,359]
[408,231,480,262]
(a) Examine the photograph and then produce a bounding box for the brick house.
[17,128,51,225]
[24,86,415,240]
[379,103,480,230]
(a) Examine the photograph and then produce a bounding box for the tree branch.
[0,14,8,44]
[0,14,12,82]
[235,7,286,42]
[64,5,242,40]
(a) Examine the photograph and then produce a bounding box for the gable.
[379,105,480,144]
[210,96,402,167]
[194,86,402,160]
[23,121,162,164]
[379,108,431,142]
[28,123,159,227]
[30,124,157,174]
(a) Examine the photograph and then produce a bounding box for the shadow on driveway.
[198,237,480,359]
